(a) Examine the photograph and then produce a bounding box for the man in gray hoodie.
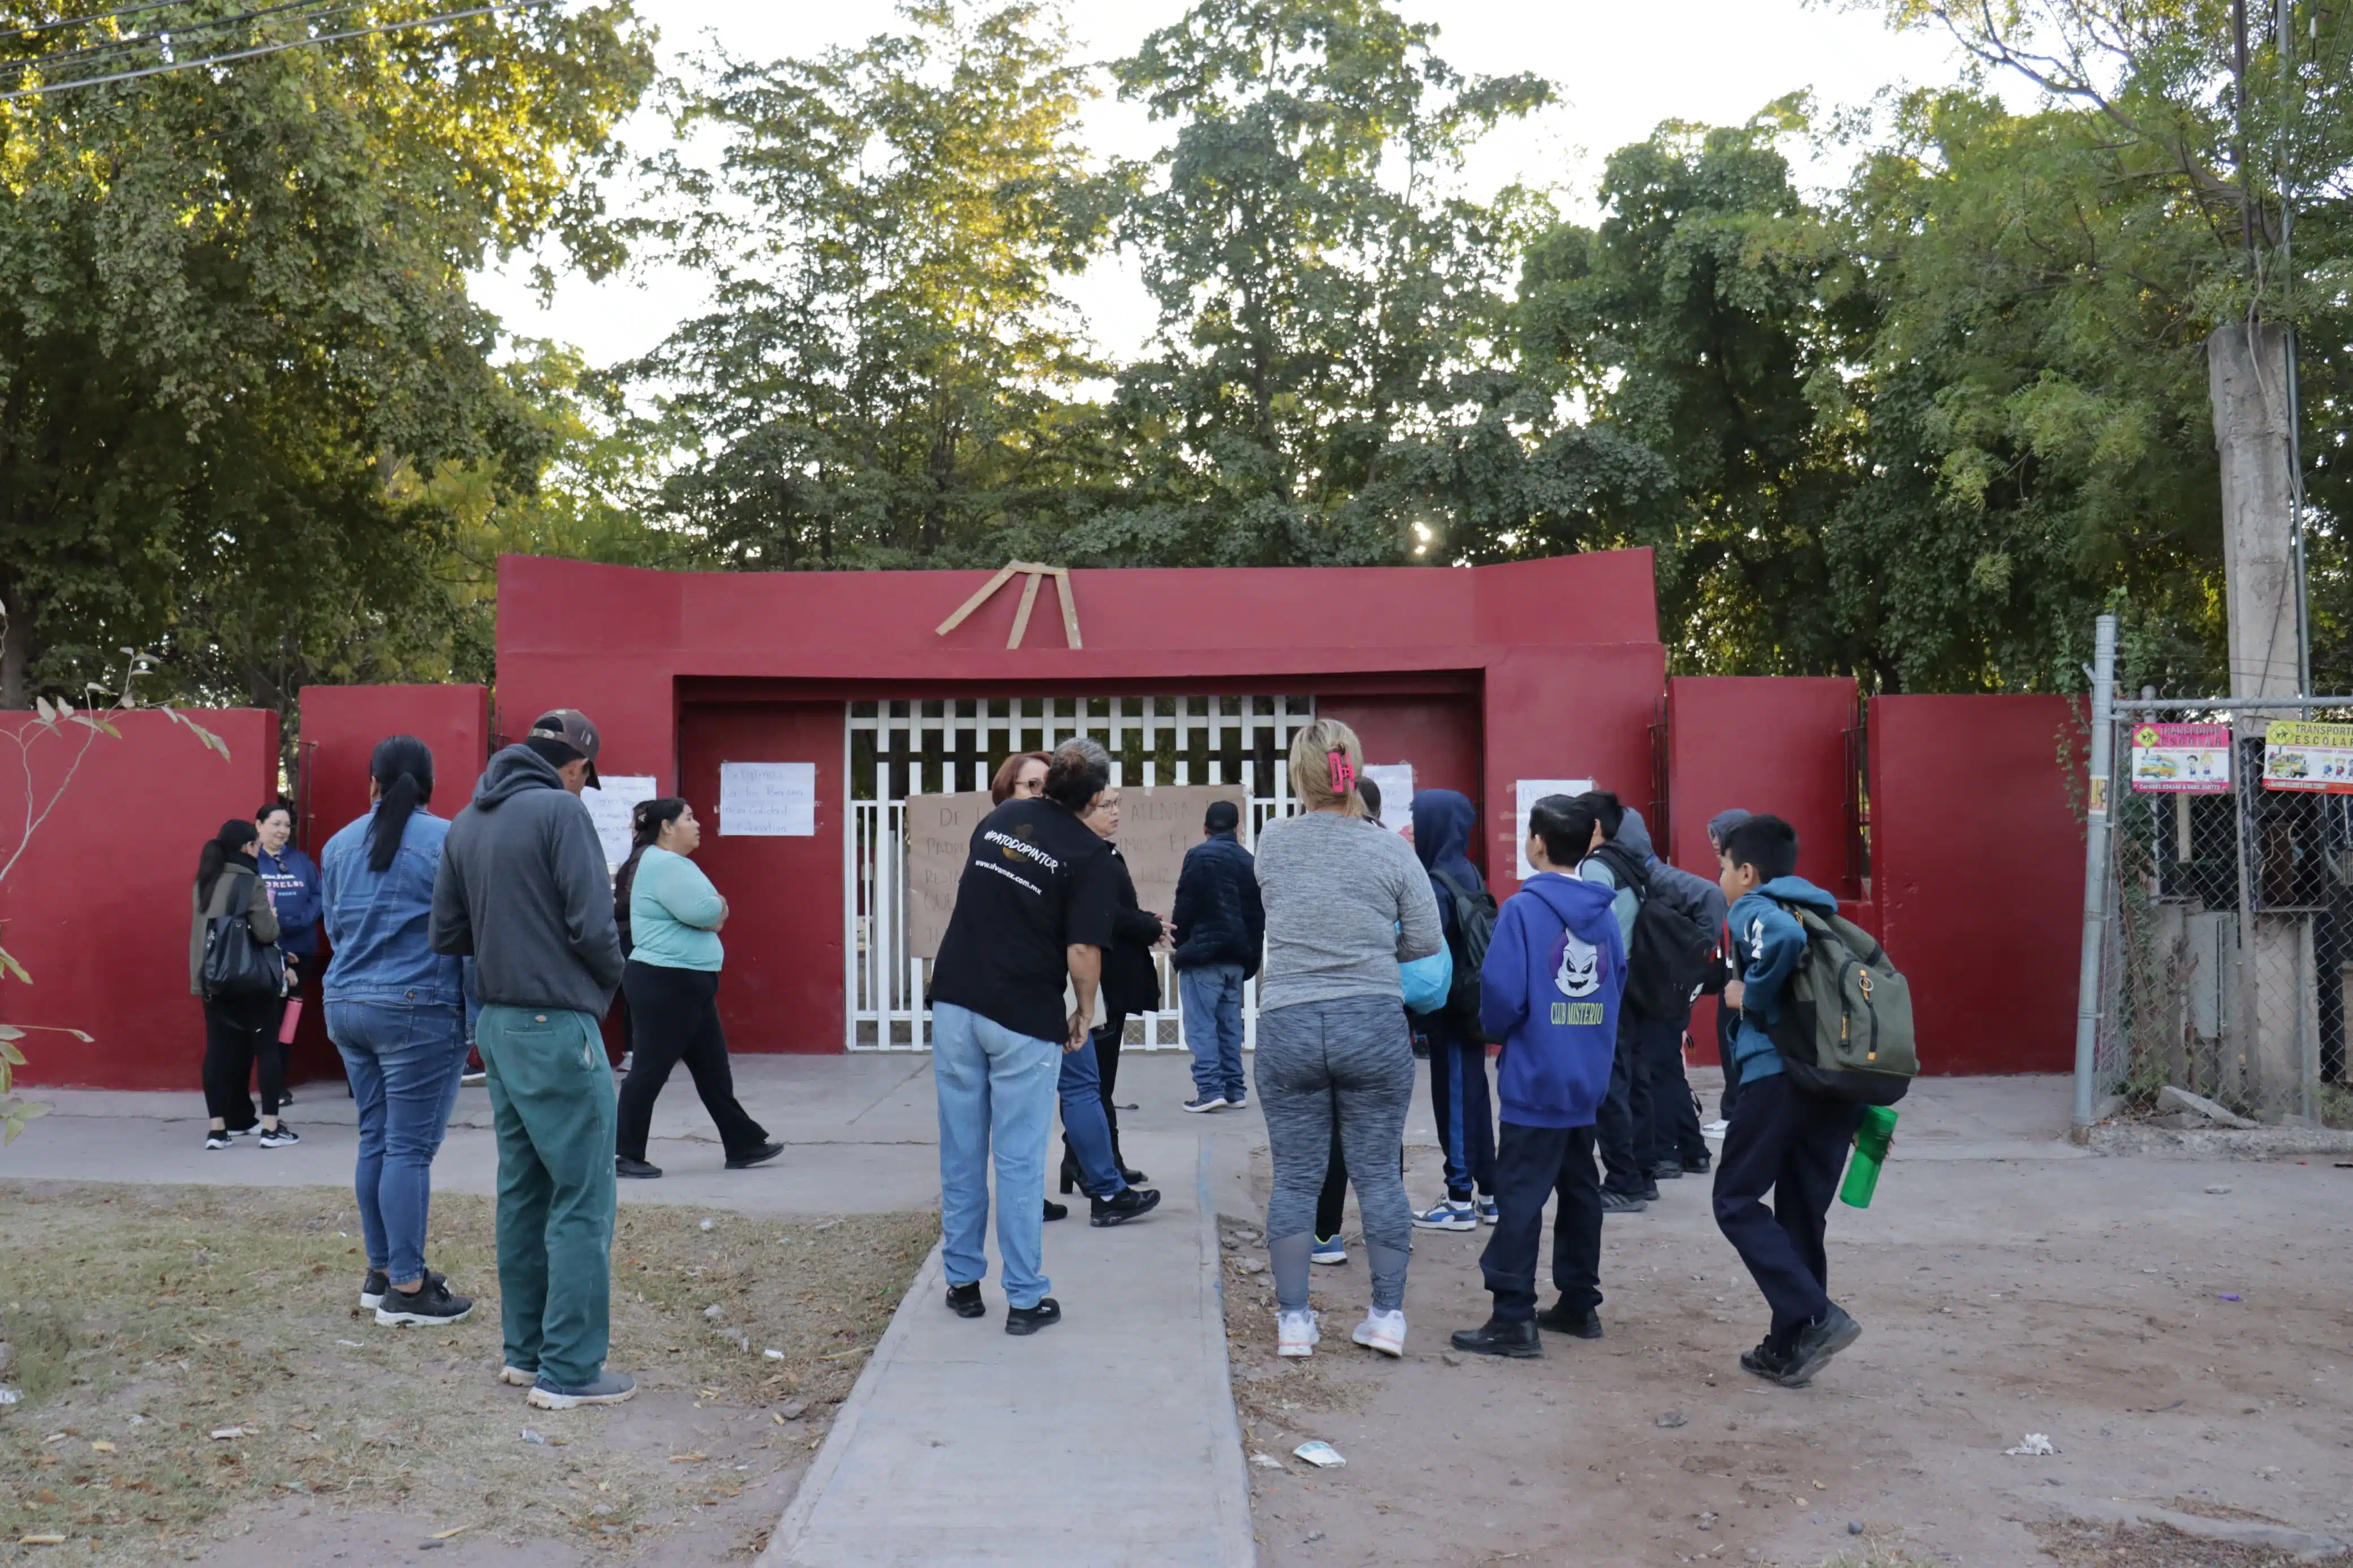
[432,709,632,1410]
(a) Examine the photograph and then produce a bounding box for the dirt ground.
[1220,1142,2353,1568]
[0,1182,932,1566]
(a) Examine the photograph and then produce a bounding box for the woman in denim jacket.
[320,736,475,1328]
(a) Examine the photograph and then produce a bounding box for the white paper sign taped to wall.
[1361,763,1413,833]
[581,775,657,870]
[1513,777,1594,881]
[719,761,817,836]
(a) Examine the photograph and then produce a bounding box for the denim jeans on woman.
[329,1000,468,1284]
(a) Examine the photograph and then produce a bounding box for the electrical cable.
[0,0,551,98]
[14,0,397,77]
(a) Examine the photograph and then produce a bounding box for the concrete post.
[2072,614,2117,1133]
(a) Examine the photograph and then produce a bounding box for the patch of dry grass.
[0,1181,931,1564]
[2032,1521,2353,1567]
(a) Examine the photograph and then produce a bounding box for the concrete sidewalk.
[762,1127,1253,1568]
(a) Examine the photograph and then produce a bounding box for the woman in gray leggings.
[1252,719,1445,1358]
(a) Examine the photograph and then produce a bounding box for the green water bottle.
[1838,1105,1899,1208]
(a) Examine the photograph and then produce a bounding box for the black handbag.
[201,873,286,1001]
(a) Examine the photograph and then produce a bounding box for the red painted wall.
[1318,694,1484,867]
[1,709,280,1089]
[286,685,492,1081]
[678,703,845,1054]
[1871,694,2084,1075]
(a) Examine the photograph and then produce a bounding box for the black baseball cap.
[529,709,602,787]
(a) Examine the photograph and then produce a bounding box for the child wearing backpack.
[1714,813,1867,1387]
[1408,789,1499,1233]
[1449,794,1624,1358]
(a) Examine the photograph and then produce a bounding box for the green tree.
[630,1,1111,569]
[0,1,656,716]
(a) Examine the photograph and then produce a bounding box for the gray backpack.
[1764,900,1918,1105]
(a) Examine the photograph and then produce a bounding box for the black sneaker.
[1599,1189,1648,1214]
[360,1268,446,1311]
[1648,1161,1684,1181]
[204,1131,233,1151]
[615,1155,662,1179]
[258,1123,301,1148]
[1089,1187,1161,1227]
[279,1088,295,1107]
[1740,1338,1796,1383]
[1535,1301,1604,1339]
[374,1277,473,1328]
[1641,1180,1661,1201]
[1449,1316,1541,1358]
[1778,1306,1861,1386]
[945,1281,985,1319]
[1042,1199,1067,1223]
[1682,1152,1712,1174]
[725,1141,785,1170]
[1005,1298,1062,1337]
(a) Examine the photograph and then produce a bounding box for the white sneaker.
[1277,1309,1320,1358]
[1352,1308,1407,1358]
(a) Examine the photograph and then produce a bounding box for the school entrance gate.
[847,694,1318,1052]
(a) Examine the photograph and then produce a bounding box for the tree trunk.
[0,579,32,709]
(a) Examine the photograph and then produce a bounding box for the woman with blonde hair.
[1251,719,1443,1359]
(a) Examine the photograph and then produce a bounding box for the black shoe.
[1058,1157,1080,1196]
[1599,1189,1648,1214]
[1042,1199,1067,1223]
[1535,1301,1604,1339]
[278,1088,295,1107]
[1450,1316,1542,1358]
[1648,1161,1684,1181]
[945,1281,985,1319]
[1089,1187,1161,1227]
[1119,1165,1148,1185]
[374,1276,473,1327]
[1641,1181,1661,1202]
[1005,1297,1062,1336]
[726,1141,784,1170]
[204,1131,232,1151]
[615,1155,662,1179]
[1778,1306,1861,1386]
[1682,1152,1712,1174]
[360,1268,445,1311]
[1740,1338,1797,1382]
[258,1123,301,1148]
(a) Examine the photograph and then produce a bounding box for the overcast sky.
[471,0,1973,370]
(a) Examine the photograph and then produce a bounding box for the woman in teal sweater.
[613,798,781,1178]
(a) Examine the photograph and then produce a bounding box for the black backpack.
[1587,843,1715,1021]
[1428,866,1497,1027]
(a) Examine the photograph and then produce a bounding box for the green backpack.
[1764,900,1918,1105]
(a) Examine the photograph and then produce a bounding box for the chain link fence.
[2092,701,2353,1122]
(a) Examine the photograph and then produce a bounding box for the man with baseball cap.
[433,707,631,1408]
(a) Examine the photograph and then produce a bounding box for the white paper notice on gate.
[904,792,993,959]
[1514,777,1594,882]
[719,761,817,836]
[581,775,657,870]
[1361,764,1413,833]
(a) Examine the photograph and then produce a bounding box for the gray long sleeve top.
[1252,809,1444,1013]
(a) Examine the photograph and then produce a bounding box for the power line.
[5,0,219,41]
[0,0,553,98]
[19,0,391,77]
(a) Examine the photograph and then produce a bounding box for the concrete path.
[761,1125,1253,1568]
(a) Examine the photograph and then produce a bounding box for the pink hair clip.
[1327,750,1355,793]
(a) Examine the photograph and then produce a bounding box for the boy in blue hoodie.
[1449,796,1625,1359]
[1713,814,1866,1388]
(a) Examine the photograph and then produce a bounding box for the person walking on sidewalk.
[193,819,290,1149]
[321,737,473,1327]
[254,800,321,1108]
[432,709,632,1410]
[1060,785,1160,1193]
[928,738,1160,1339]
[1170,799,1262,1113]
[1252,719,1443,1360]
[611,798,781,1180]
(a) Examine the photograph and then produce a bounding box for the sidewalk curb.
[1195,1131,1259,1568]
[759,1240,945,1567]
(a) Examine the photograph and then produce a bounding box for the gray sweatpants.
[1254,995,1416,1312]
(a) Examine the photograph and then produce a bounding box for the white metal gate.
[846,694,1316,1051]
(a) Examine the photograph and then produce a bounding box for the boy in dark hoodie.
[1408,790,1497,1232]
[1449,795,1624,1359]
[1713,814,1865,1388]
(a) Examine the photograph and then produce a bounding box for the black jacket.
[1170,830,1264,978]
[1100,845,1165,1017]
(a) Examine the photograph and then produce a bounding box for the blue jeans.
[932,1003,1061,1310]
[1057,1034,1126,1198]
[327,999,468,1284]
[1179,963,1247,1102]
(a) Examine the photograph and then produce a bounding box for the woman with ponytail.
[613,797,779,1179]
[318,736,475,1327]
[192,818,284,1148]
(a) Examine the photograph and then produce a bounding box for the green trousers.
[476,1004,617,1389]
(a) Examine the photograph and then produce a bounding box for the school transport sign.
[2262,720,2353,793]
[2127,724,2231,793]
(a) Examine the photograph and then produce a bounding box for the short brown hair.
[989,751,1050,805]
